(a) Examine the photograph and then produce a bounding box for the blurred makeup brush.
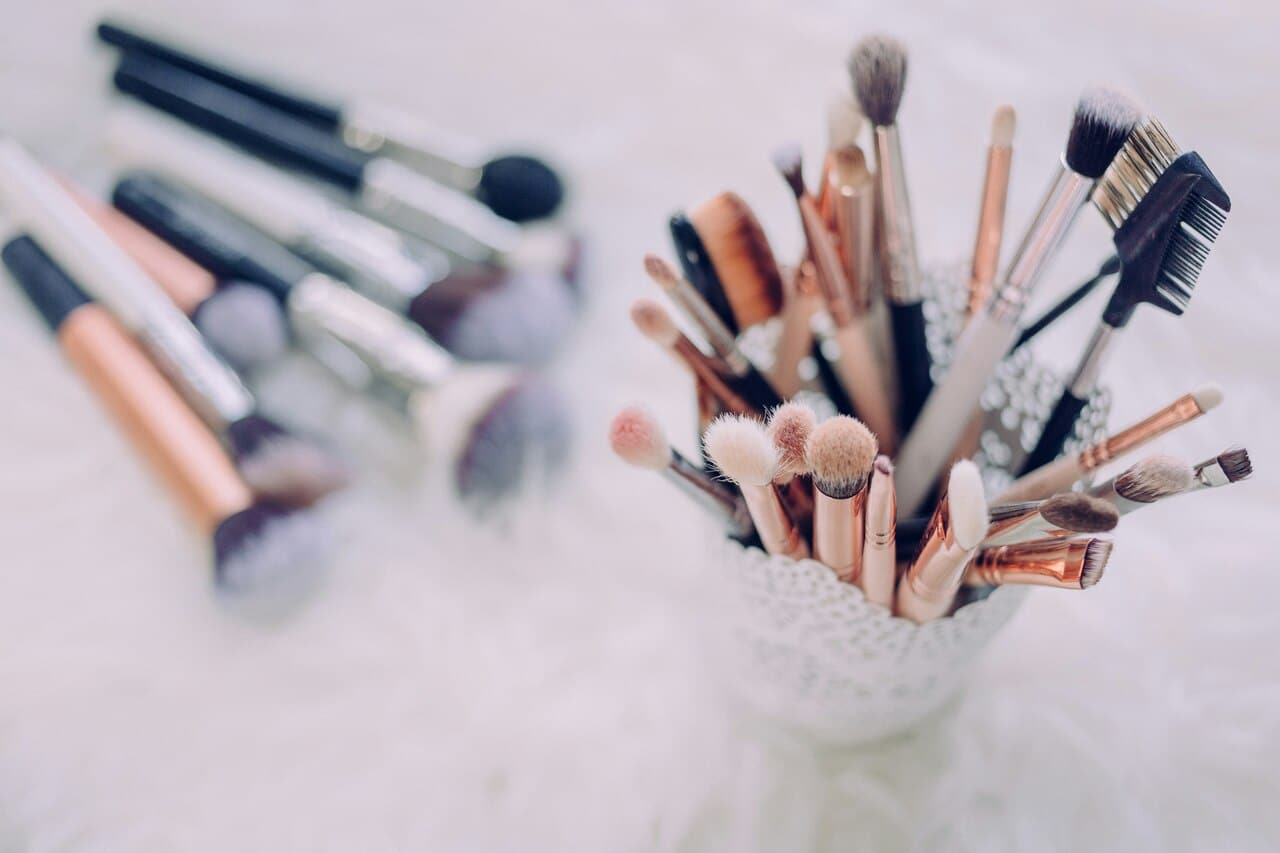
[105,107,576,365]
[610,406,755,542]
[705,415,809,559]
[669,212,737,334]
[1087,454,1192,515]
[111,52,539,266]
[1186,447,1252,494]
[2,235,327,596]
[0,138,345,506]
[773,144,897,452]
[894,88,1142,513]
[690,193,785,329]
[766,402,817,537]
[97,20,564,222]
[629,299,754,417]
[644,254,783,411]
[999,384,1221,503]
[966,538,1112,590]
[897,460,988,623]
[861,456,896,609]
[981,492,1118,548]
[848,34,931,432]
[1022,117,1231,471]
[967,104,1016,318]
[807,415,877,583]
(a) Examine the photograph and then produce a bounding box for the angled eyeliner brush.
[97,20,564,221]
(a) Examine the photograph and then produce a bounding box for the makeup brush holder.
[706,263,1110,744]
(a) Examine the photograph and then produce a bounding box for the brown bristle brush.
[981,493,1119,548]
[1087,454,1193,515]
[766,401,818,538]
[807,415,878,584]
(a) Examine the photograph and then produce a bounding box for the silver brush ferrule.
[991,163,1094,323]
[1067,323,1118,397]
[290,207,451,313]
[138,311,256,428]
[663,452,755,540]
[871,125,921,304]
[358,158,521,265]
[287,273,456,397]
[340,104,485,192]
[1191,458,1230,490]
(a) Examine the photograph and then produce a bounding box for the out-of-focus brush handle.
[888,299,932,432]
[1021,391,1088,473]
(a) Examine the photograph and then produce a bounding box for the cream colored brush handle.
[832,318,897,456]
[997,456,1085,503]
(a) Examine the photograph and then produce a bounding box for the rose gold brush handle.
[741,484,809,560]
[770,265,821,398]
[965,539,1093,589]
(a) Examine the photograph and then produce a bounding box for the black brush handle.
[98,20,344,129]
[889,299,932,432]
[668,213,737,335]
[810,338,855,416]
[1011,255,1120,353]
[1020,391,1088,474]
[2,235,93,331]
[113,53,369,191]
[112,173,314,302]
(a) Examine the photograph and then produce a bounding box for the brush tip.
[630,298,679,346]
[767,402,818,478]
[1066,87,1142,178]
[874,454,893,476]
[192,282,289,373]
[827,92,866,151]
[1080,539,1113,589]
[704,414,776,487]
[847,33,908,126]
[806,415,877,499]
[476,154,564,222]
[770,144,805,197]
[213,502,330,597]
[226,414,350,506]
[1191,383,1224,412]
[642,253,679,290]
[948,460,988,550]
[1217,447,1253,483]
[609,406,670,471]
[1115,454,1193,503]
[991,104,1017,147]
[1041,493,1119,533]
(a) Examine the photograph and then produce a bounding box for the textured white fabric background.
[1,1,1278,850]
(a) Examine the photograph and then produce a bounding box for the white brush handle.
[996,456,1084,503]
[895,310,1017,514]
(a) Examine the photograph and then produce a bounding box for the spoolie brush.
[1087,454,1193,515]
[630,298,754,417]
[807,415,877,583]
[966,538,1113,590]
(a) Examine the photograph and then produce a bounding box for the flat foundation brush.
[610,406,755,543]
[849,34,931,432]
[1087,454,1193,515]
[2,235,326,596]
[966,538,1112,590]
[894,88,1141,513]
[705,415,809,559]
[896,460,988,623]
[630,299,754,417]
[807,415,878,583]
[1021,117,1231,472]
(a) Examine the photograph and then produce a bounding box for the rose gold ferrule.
[827,149,876,314]
[812,485,866,583]
[860,464,896,609]
[898,496,976,622]
[741,483,809,560]
[965,539,1093,589]
[57,305,254,533]
[672,337,755,417]
[798,194,855,327]
[967,145,1012,317]
[981,502,1068,548]
[1077,393,1204,472]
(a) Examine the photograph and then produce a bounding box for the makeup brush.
[97,20,564,222]
[1186,447,1252,494]
[896,460,988,623]
[861,456,897,609]
[999,384,1221,503]
[1022,118,1231,471]
[610,406,755,542]
[2,235,326,595]
[848,34,932,432]
[0,138,346,506]
[807,415,878,583]
[629,299,754,417]
[704,415,809,559]
[1011,255,1121,352]
[766,401,817,537]
[111,52,537,265]
[894,88,1141,513]
[644,254,783,411]
[967,105,1016,318]
[669,212,737,334]
[690,193,786,329]
[1087,454,1193,515]
[981,492,1118,548]
[771,263,822,399]
[966,539,1112,590]
[773,144,897,452]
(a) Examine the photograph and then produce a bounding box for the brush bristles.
[991,105,1016,147]
[1065,87,1142,179]
[1192,383,1224,413]
[704,415,776,487]
[875,455,893,476]
[767,402,817,479]
[806,415,876,499]
[691,193,785,327]
[193,282,289,373]
[1081,540,1113,588]
[643,254,680,291]
[226,414,349,506]
[630,298,680,346]
[947,460,988,550]
[1092,116,1181,230]
[827,92,866,151]
[1041,493,1119,533]
[847,34,908,126]
[1115,454,1192,503]
[213,502,329,596]
[609,406,671,472]
[1218,447,1253,483]
[771,144,806,198]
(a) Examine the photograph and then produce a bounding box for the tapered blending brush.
[848,34,932,432]
[1187,447,1252,493]
[704,415,809,559]
[896,460,988,623]
[1022,117,1231,471]
[111,52,534,266]
[766,402,818,537]
[643,254,783,411]
[609,406,755,542]
[861,456,897,609]
[629,299,755,417]
[2,235,326,595]
[97,20,564,222]
[773,144,897,452]
[981,493,1118,548]
[807,416,877,583]
[0,138,346,506]
[966,539,1112,590]
[967,105,1016,318]
[1087,454,1193,515]
[894,88,1141,514]
[999,384,1221,503]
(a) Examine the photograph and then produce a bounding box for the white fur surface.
[2,0,1279,850]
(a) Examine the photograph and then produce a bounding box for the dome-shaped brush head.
[703,415,776,487]
[806,415,876,499]
[192,281,290,373]
[767,402,817,479]
[847,34,908,126]
[213,502,330,599]
[1065,87,1141,179]
[225,413,350,506]
[609,406,671,471]
[947,460,988,550]
[476,154,564,223]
